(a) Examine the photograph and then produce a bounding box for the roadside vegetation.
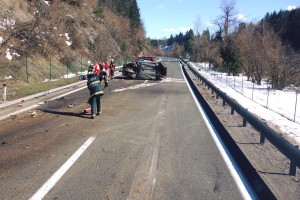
[5,77,79,100]
[0,0,154,100]
[152,0,300,90]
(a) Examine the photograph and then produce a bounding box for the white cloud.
[206,22,215,27]
[235,13,248,21]
[163,26,190,34]
[164,28,177,33]
[287,6,297,11]
[179,27,190,33]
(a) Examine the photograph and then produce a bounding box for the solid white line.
[29,136,96,200]
[0,104,39,121]
[0,81,86,109]
[49,86,86,101]
[0,86,87,122]
[181,65,255,200]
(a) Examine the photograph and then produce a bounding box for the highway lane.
[0,58,244,199]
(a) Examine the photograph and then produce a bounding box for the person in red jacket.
[105,60,110,77]
[93,61,100,76]
[99,61,104,72]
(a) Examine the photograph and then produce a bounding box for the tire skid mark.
[126,97,167,200]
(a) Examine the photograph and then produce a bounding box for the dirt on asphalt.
[187,68,300,200]
[0,67,299,199]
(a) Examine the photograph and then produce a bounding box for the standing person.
[87,69,105,119]
[99,61,104,72]
[109,59,115,78]
[93,61,100,76]
[105,60,110,77]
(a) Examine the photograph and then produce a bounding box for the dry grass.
[0,0,153,100]
[1,76,80,100]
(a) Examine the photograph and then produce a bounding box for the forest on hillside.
[152,2,300,90]
[99,0,142,28]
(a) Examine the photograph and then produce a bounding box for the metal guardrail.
[182,60,300,176]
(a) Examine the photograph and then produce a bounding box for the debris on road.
[84,108,91,113]
[30,111,37,118]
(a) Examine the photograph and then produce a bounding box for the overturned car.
[121,61,167,80]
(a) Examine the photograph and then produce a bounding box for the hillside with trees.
[152,2,300,90]
[0,0,153,95]
[263,8,300,51]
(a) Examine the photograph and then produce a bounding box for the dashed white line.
[29,136,96,200]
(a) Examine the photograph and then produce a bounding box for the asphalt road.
[0,58,243,200]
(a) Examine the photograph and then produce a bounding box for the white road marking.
[49,86,86,101]
[29,136,96,200]
[126,98,166,200]
[112,80,158,92]
[181,66,255,200]
[0,86,87,121]
[0,104,40,121]
[0,81,86,109]
[112,78,184,93]
[148,98,166,200]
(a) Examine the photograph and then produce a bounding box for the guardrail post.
[223,99,226,106]
[289,161,297,176]
[231,107,234,115]
[2,84,6,101]
[260,134,265,144]
[243,118,247,127]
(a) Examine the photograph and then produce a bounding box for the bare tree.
[260,23,298,89]
[215,0,238,40]
[192,16,202,61]
[234,21,297,88]
[235,23,256,80]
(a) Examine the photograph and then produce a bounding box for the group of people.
[92,59,115,79]
[86,59,115,119]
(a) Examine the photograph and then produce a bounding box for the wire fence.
[1,56,130,101]
[2,56,129,82]
[194,63,299,124]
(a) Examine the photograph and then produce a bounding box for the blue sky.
[137,0,299,39]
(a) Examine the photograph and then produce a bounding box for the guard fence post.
[2,83,6,101]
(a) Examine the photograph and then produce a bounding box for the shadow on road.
[40,109,90,119]
[258,170,290,176]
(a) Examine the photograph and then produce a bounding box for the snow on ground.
[6,49,12,61]
[189,62,300,145]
